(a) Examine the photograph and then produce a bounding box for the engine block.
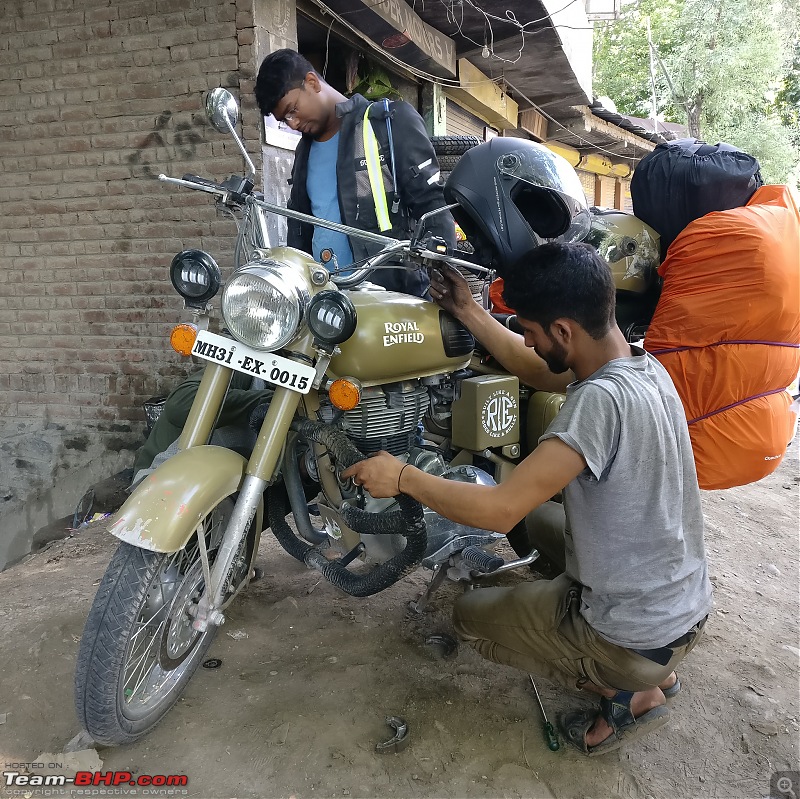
[321,381,430,456]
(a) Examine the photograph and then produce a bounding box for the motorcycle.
[74,88,661,746]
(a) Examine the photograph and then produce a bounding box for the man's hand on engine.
[429,264,477,319]
[342,451,405,499]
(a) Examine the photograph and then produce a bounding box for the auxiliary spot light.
[307,290,357,345]
[170,249,222,308]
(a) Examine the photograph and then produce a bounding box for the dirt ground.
[0,442,798,799]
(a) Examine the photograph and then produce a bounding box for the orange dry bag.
[644,185,800,489]
[489,278,513,314]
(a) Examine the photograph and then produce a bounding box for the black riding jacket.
[287,93,455,297]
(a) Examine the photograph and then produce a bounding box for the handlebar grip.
[182,174,224,190]
[489,314,523,335]
[460,545,504,573]
[508,316,523,335]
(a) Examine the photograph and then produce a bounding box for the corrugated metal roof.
[544,102,689,166]
[589,101,687,144]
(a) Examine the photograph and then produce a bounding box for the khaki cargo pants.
[452,502,705,693]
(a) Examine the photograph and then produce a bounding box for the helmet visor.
[497,145,591,243]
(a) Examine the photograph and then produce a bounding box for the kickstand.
[408,564,448,614]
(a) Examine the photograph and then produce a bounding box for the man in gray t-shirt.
[345,242,713,757]
[542,346,711,650]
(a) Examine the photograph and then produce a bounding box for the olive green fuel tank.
[329,289,474,385]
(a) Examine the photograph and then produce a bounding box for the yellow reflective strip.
[362,106,391,232]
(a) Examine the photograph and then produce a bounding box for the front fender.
[108,446,261,553]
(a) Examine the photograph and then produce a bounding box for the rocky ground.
[0,442,797,799]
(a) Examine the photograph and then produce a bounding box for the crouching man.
[343,242,712,756]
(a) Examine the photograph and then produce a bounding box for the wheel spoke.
[173,548,191,573]
[123,552,185,699]
[128,551,187,644]
[125,631,152,676]
[129,603,169,643]
[124,641,152,691]
[156,551,181,583]
[124,617,167,700]
[77,497,243,743]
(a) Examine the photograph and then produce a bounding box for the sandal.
[560,690,670,757]
[662,674,681,698]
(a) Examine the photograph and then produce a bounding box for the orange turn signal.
[328,378,361,411]
[170,323,198,356]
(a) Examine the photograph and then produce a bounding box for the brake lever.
[182,173,224,190]
[158,174,228,197]
[413,248,491,275]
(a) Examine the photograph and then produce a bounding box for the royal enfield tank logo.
[383,321,425,347]
[481,390,517,438]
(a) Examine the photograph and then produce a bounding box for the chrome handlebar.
[160,173,491,285]
[158,174,229,198]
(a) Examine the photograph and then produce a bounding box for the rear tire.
[75,498,246,745]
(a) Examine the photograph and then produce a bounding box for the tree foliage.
[593,0,800,183]
[774,40,800,137]
[593,0,681,120]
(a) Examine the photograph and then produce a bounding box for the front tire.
[75,499,243,745]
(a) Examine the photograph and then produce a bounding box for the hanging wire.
[315,0,593,79]
[313,0,501,86]
[312,0,653,162]
[503,77,651,163]
[437,0,586,63]
[322,15,335,79]
[326,0,565,66]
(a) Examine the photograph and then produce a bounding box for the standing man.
[254,49,455,297]
[343,243,713,756]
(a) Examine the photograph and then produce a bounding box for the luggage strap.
[678,143,718,157]
[685,387,788,425]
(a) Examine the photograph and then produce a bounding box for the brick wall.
[0,0,267,564]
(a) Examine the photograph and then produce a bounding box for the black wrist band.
[397,463,410,495]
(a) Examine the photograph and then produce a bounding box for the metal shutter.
[621,178,634,213]
[446,100,485,139]
[598,175,616,208]
[576,169,595,205]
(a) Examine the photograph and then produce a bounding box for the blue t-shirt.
[306,133,354,270]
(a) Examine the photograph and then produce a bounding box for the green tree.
[593,0,800,183]
[593,0,682,120]
[774,40,800,139]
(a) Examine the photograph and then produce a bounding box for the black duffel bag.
[631,138,763,258]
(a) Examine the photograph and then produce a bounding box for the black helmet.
[444,138,591,274]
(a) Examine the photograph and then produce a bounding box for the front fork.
[180,362,304,631]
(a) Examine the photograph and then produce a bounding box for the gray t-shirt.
[540,345,713,649]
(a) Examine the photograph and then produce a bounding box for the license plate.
[191,330,316,394]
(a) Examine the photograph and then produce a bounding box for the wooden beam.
[444,59,519,130]
[322,0,456,77]
[572,105,656,152]
[519,108,548,141]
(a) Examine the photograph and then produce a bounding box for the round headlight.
[221,260,310,351]
[307,291,357,345]
[170,250,221,308]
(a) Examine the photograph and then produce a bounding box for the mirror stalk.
[221,111,257,184]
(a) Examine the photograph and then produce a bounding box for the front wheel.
[75,498,245,745]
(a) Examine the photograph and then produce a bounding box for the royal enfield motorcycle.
[74,89,661,746]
